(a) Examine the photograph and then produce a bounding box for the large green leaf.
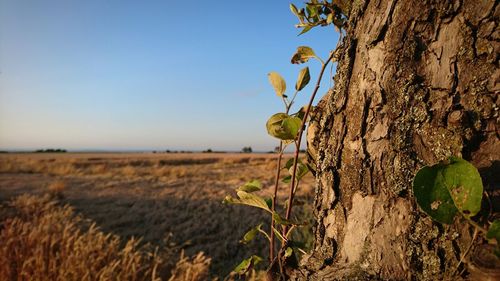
[223,191,271,213]
[413,164,458,224]
[266,113,301,141]
[233,255,263,275]
[295,67,310,91]
[236,180,262,193]
[291,46,317,64]
[268,72,286,97]
[441,157,483,218]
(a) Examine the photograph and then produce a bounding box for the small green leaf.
[305,4,316,18]
[273,227,285,243]
[441,157,483,218]
[412,164,458,224]
[233,255,263,275]
[237,180,262,193]
[282,175,291,183]
[284,158,295,170]
[265,198,272,209]
[273,212,297,226]
[290,3,300,18]
[284,247,293,258]
[266,113,301,141]
[487,220,500,242]
[295,67,310,91]
[240,224,263,244]
[223,191,271,213]
[237,191,271,212]
[293,163,309,181]
[298,25,313,36]
[268,72,286,97]
[293,105,310,121]
[283,159,309,181]
[291,46,317,64]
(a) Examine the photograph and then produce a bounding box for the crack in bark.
[369,0,398,46]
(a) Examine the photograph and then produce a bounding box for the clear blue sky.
[0,0,339,151]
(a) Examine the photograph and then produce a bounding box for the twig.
[283,51,336,232]
[453,227,478,276]
[270,142,284,263]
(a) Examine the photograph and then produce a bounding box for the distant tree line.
[241,147,252,153]
[35,149,67,153]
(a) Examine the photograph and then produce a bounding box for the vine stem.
[283,51,336,233]
[270,95,295,263]
[270,142,283,263]
[453,227,478,276]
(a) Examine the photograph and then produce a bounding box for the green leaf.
[284,158,295,170]
[223,191,271,213]
[293,163,309,181]
[291,46,317,64]
[237,180,262,193]
[265,198,272,209]
[295,67,310,91]
[487,220,500,242]
[282,175,291,183]
[283,159,309,181]
[284,247,293,258]
[413,164,458,224]
[240,224,263,244]
[273,212,297,226]
[233,255,263,275]
[298,25,313,36]
[281,116,302,139]
[290,3,300,18]
[266,113,302,141]
[293,105,308,121]
[440,157,483,218]
[273,227,285,243]
[268,72,286,97]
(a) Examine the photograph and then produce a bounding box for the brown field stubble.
[0,153,315,279]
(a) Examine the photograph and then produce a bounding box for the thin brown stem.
[270,97,295,263]
[453,227,478,276]
[284,51,335,233]
[270,142,284,263]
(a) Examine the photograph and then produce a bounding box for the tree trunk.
[295,0,499,280]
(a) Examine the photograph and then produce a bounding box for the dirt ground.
[0,152,315,277]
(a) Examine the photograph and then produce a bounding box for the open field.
[0,152,315,279]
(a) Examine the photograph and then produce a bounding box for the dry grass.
[0,153,315,278]
[168,252,212,281]
[47,180,66,198]
[0,194,210,281]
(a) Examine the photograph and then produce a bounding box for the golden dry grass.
[0,194,212,281]
[0,153,315,278]
[47,180,66,198]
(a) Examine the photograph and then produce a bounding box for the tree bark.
[295,0,499,280]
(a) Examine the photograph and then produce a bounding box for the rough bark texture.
[294,0,499,280]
